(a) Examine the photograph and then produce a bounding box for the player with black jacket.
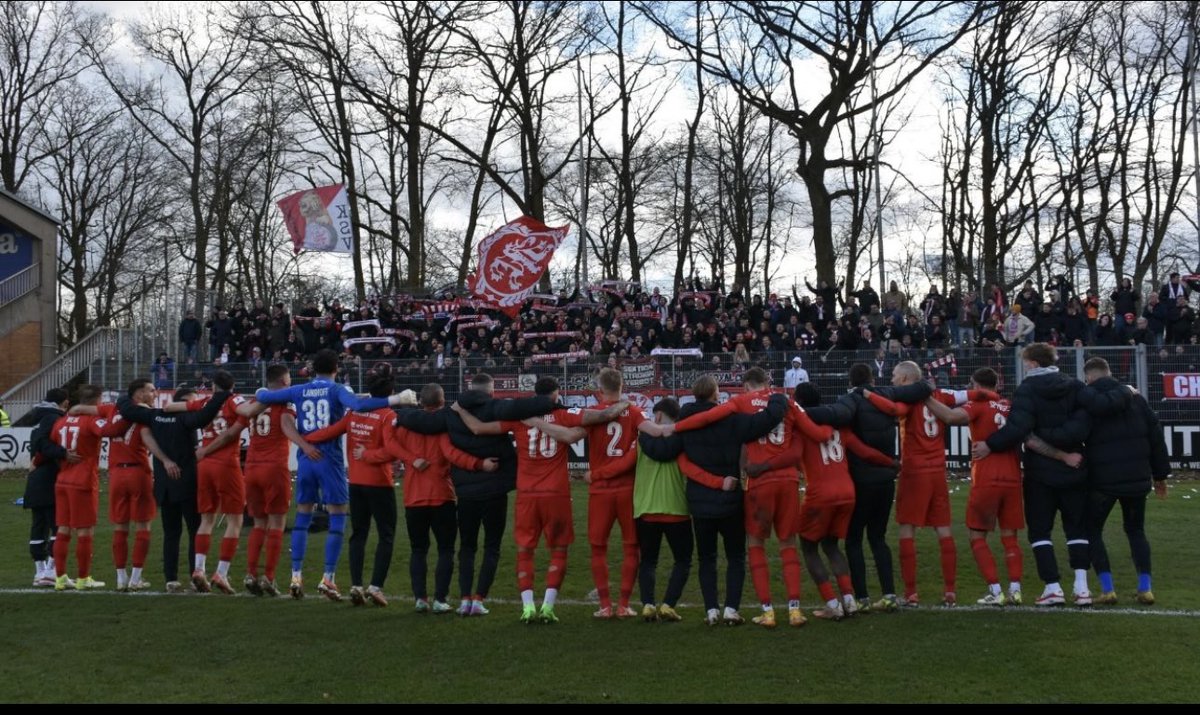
[803,363,933,612]
[669,375,787,626]
[1076,357,1170,606]
[23,388,73,587]
[977,343,1129,607]
[393,372,557,616]
[117,373,232,592]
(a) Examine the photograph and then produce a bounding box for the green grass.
[2,471,1199,703]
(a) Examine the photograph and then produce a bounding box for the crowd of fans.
[167,273,1200,386]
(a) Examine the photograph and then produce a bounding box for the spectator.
[1168,296,1195,345]
[853,280,881,314]
[1095,313,1120,346]
[1159,272,1190,303]
[151,353,174,389]
[1111,278,1140,335]
[1014,282,1041,316]
[205,309,233,362]
[882,280,908,315]
[956,291,979,348]
[805,278,843,311]
[1083,288,1101,343]
[783,356,809,389]
[1062,300,1089,345]
[178,310,202,363]
[1045,274,1073,308]
[924,315,948,351]
[1142,293,1168,347]
[1000,305,1034,346]
[733,342,752,369]
[1128,317,1152,346]
[1033,303,1063,344]
[979,317,1005,350]
[944,288,962,341]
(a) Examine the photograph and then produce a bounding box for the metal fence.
[84,344,1200,421]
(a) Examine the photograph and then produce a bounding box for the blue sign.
[0,219,35,281]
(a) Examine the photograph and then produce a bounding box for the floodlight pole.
[869,25,886,292]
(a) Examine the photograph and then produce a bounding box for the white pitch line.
[3,588,1200,618]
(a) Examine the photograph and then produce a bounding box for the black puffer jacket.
[1078,377,1169,495]
[806,382,933,486]
[987,368,1117,488]
[639,432,683,462]
[118,393,231,505]
[678,394,786,519]
[22,403,68,508]
[396,390,556,501]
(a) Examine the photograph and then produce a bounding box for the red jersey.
[962,398,1021,487]
[245,402,297,465]
[306,407,400,488]
[394,432,460,507]
[99,404,148,468]
[502,407,586,498]
[799,428,892,504]
[584,400,646,493]
[869,390,956,474]
[51,414,123,490]
[197,394,249,462]
[359,410,485,507]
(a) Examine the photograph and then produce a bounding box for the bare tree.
[640,0,994,287]
[83,4,258,317]
[1052,0,1197,291]
[938,1,1077,292]
[37,81,174,344]
[0,1,90,193]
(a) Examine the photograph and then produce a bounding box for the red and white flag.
[466,216,569,318]
[277,184,354,254]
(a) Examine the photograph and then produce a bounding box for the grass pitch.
[1,472,1199,703]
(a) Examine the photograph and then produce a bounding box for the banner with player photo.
[277,183,354,254]
[466,216,570,318]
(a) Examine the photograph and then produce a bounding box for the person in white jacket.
[783,356,809,389]
[1000,305,1035,345]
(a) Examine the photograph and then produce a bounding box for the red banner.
[276,184,353,253]
[466,216,569,318]
[1164,373,1200,399]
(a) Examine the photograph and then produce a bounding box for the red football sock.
[219,536,239,563]
[590,545,611,609]
[247,527,266,577]
[971,538,999,586]
[899,537,917,596]
[618,544,639,608]
[1001,535,1023,583]
[836,574,854,598]
[76,535,94,579]
[547,548,569,590]
[517,549,535,592]
[264,529,284,581]
[780,546,803,602]
[939,536,957,594]
[54,533,71,577]
[749,545,772,605]
[132,530,151,569]
[195,534,212,562]
[112,530,129,570]
[818,580,837,603]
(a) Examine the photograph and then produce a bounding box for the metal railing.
[1,327,136,423]
[0,262,40,309]
[77,344,1197,421]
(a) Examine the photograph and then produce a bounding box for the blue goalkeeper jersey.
[255,378,390,456]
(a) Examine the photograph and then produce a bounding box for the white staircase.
[1,327,135,423]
